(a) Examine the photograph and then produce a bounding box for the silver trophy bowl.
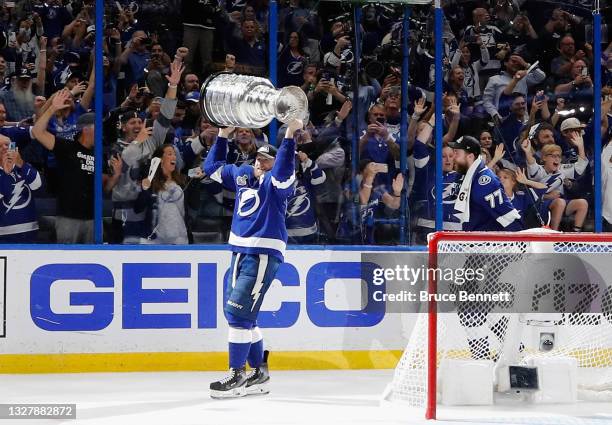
[199,72,308,128]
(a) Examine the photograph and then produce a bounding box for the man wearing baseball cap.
[450,135,523,231]
[32,91,95,243]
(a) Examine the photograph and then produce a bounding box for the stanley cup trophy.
[199,72,308,128]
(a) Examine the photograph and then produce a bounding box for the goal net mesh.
[385,236,612,408]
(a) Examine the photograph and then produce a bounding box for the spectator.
[105,60,183,243]
[478,130,494,157]
[32,91,94,243]
[483,52,546,124]
[497,167,548,229]
[286,149,326,244]
[46,69,94,141]
[34,0,73,40]
[550,36,590,85]
[522,134,589,231]
[118,31,151,88]
[144,43,173,97]
[277,32,308,88]
[357,161,403,244]
[499,94,528,153]
[181,0,219,75]
[554,59,593,98]
[505,14,538,56]
[226,19,266,72]
[449,38,490,103]
[461,7,503,72]
[181,72,200,100]
[0,135,42,242]
[412,111,462,243]
[360,104,398,157]
[135,144,192,244]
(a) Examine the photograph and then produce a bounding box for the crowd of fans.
[0,0,95,243]
[101,0,612,245]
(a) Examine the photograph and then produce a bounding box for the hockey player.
[203,118,303,398]
[449,135,523,361]
[450,135,523,232]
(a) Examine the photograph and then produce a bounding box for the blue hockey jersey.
[204,136,296,261]
[509,188,546,227]
[455,161,523,232]
[286,158,326,239]
[413,141,462,230]
[0,162,41,240]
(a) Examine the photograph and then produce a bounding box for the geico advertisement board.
[0,249,415,354]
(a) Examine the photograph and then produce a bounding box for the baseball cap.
[185,91,200,103]
[119,110,139,124]
[256,144,277,159]
[560,117,586,133]
[17,68,32,79]
[448,135,481,156]
[64,51,80,64]
[76,113,95,130]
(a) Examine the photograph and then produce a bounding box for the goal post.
[385,231,612,420]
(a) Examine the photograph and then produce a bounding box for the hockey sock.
[228,327,252,369]
[247,327,264,368]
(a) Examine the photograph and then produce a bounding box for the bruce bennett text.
[372,291,511,303]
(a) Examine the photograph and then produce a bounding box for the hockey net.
[384,231,612,419]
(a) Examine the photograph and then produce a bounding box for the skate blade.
[246,382,270,395]
[210,386,247,399]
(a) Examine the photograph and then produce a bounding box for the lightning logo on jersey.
[287,186,310,217]
[0,163,41,238]
[4,180,30,212]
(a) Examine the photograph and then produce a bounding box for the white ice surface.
[1,370,611,425]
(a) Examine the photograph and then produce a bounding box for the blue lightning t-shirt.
[204,136,296,261]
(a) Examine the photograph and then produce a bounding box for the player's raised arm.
[203,126,238,191]
[270,119,302,192]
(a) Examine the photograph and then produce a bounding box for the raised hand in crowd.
[165,60,185,98]
[521,138,536,165]
[135,125,153,143]
[414,97,427,117]
[567,130,586,160]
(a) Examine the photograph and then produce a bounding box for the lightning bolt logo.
[250,255,269,312]
[5,180,28,212]
[251,278,264,312]
[287,187,310,217]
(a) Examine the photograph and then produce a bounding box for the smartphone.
[8,141,16,152]
[145,118,153,128]
[581,67,588,77]
[376,117,386,124]
[535,92,545,102]
[373,162,388,173]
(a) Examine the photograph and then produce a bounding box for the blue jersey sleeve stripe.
[496,209,521,227]
[271,174,296,189]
